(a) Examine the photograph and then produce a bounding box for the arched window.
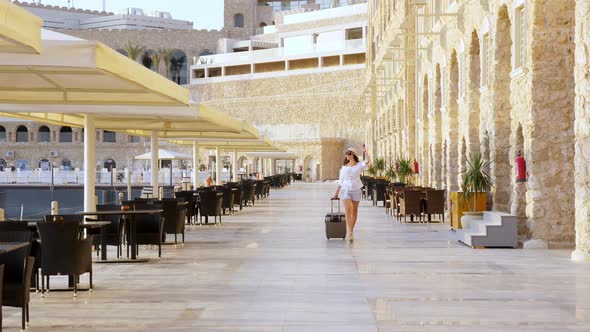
[104,159,116,171]
[60,126,73,143]
[170,50,188,85]
[16,125,28,143]
[234,13,245,28]
[38,125,51,142]
[103,130,116,143]
[141,49,155,70]
[16,160,29,171]
[0,125,6,142]
[38,158,51,171]
[61,159,72,170]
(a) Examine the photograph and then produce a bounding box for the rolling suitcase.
[325,198,346,239]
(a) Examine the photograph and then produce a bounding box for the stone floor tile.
[2,183,590,331]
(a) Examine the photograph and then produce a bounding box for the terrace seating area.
[361,176,447,224]
[0,174,293,330]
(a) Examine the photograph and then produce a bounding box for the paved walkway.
[4,183,590,331]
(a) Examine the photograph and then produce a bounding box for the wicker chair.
[199,191,223,224]
[398,190,423,223]
[425,190,446,223]
[37,219,92,296]
[161,199,186,244]
[242,181,256,207]
[0,251,35,331]
[0,222,40,291]
[130,202,165,257]
[175,191,197,224]
[222,187,235,215]
[85,204,126,259]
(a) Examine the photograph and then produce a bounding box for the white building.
[191,3,367,82]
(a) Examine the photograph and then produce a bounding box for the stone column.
[522,0,575,248]
[232,150,238,182]
[83,115,96,213]
[215,147,222,185]
[151,131,159,198]
[192,142,200,189]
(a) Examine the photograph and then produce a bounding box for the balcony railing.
[193,39,366,68]
[0,168,232,186]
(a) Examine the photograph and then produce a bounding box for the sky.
[34,0,225,30]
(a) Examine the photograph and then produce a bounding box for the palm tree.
[158,48,175,80]
[150,51,162,73]
[123,41,145,62]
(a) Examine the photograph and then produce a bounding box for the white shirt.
[338,160,367,191]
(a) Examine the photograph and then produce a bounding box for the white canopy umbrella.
[134,149,193,161]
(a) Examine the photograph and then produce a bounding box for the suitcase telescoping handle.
[331,197,340,215]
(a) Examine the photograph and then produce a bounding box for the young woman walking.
[332,145,371,242]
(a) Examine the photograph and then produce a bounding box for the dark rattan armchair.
[0,249,35,331]
[162,199,186,244]
[199,190,223,224]
[37,219,93,296]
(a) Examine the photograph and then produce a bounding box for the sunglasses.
[345,151,353,156]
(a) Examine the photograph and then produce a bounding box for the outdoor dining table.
[0,242,30,255]
[77,210,163,262]
[26,220,112,261]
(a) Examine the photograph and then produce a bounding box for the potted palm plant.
[366,164,377,178]
[373,157,386,179]
[396,158,414,184]
[385,164,396,182]
[459,153,493,229]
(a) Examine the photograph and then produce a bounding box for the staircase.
[457,211,518,248]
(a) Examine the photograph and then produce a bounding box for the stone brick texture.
[368,0,577,249]
[190,69,367,180]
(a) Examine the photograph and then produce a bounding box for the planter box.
[449,191,487,230]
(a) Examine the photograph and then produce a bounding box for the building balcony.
[190,39,366,83]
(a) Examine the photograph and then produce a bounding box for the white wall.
[317,30,345,52]
[284,35,315,55]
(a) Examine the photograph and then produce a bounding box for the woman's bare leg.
[342,199,353,236]
[350,200,360,235]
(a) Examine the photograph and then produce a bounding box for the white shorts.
[341,189,362,202]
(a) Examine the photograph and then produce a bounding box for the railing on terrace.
[0,169,234,186]
[192,39,365,66]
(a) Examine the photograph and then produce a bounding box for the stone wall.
[58,28,224,65]
[190,69,366,180]
[366,0,577,248]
